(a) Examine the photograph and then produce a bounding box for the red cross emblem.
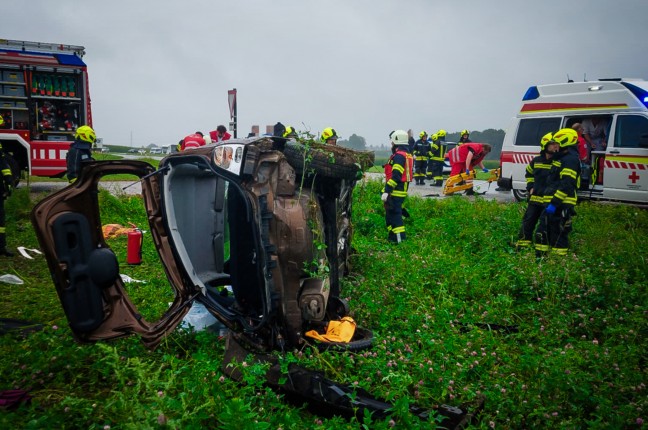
[628,171,640,184]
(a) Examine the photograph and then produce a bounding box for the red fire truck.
[0,39,93,182]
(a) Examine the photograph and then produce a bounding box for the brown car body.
[31,137,374,351]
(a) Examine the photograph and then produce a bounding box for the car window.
[614,115,648,148]
[515,117,562,146]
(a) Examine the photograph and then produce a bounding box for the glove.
[482,168,489,173]
[545,204,556,215]
[465,169,471,176]
[381,192,389,203]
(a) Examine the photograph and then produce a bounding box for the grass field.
[0,180,646,429]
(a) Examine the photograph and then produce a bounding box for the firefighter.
[437,129,447,143]
[0,142,14,257]
[458,129,472,145]
[515,132,559,249]
[66,125,96,183]
[412,131,430,185]
[535,128,581,257]
[283,126,298,139]
[447,142,491,195]
[381,130,413,243]
[321,127,338,145]
[180,132,206,151]
[428,133,445,186]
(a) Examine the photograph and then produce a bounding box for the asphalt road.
[365,173,515,203]
[23,174,516,203]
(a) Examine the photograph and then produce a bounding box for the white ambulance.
[498,79,648,204]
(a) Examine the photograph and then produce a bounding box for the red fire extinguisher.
[126,229,143,265]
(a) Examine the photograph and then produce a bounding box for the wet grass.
[0,181,646,429]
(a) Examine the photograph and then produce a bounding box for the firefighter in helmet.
[428,132,446,186]
[412,131,430,185]
[66,125,96,183]
[382,130,413,243]
[0,141,14,256]
[283,126,298,139]
[535,128,581,257]
[458,129,471,145]
[321,127,338,145]
[437,129,447,143]
[515,132,559,249]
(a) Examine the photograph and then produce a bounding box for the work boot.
[464,188,475,196]
[0,248,14,257]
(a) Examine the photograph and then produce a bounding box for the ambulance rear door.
[603,113,648,203]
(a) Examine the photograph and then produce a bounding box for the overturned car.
[31,137,479,426]
[31,136,374,350]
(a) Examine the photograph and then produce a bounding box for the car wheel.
[309,326,374,352]
[282,143,361,180]
[512,189,528,202]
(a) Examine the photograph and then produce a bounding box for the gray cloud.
[3,0,647,147]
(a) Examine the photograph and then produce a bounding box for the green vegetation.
[0,180,646,429]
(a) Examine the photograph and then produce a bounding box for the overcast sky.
[3,0,647,147]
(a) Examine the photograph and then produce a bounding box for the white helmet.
[389,129,409,145]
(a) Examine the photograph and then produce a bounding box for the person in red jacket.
[181,132,206,151]
[447,142,491,195]
[209,125,232,142]
[448,142,491,176]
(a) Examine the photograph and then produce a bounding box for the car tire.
[282,143,362,181]
[512,189,528,202]
[309,326,374,352]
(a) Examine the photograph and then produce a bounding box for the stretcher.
[442,168,501,196]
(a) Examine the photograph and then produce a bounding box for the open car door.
[31,160,195,348]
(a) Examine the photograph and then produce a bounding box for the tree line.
[338,128,506,160]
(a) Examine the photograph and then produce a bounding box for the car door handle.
[608,150,620,154]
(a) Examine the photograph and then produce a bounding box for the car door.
[603,114,648,203]
[30,160,195,348]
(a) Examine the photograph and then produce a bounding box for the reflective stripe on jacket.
[384,148,413,197]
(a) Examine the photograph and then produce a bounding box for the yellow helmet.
[321,127,337,143]
[283,126,297,138]
[460,129,469,136]
[552,128,578,148]
[540,132,555,151]
[0,114,4,126]
[437,129,447,138]
[75,125,97,144]
[419,130,427,139]
[431,133,439,141]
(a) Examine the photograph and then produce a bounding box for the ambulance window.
[614,115,648,148]
[515,118,561,146]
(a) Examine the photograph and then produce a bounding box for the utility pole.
[228,88,237,138]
